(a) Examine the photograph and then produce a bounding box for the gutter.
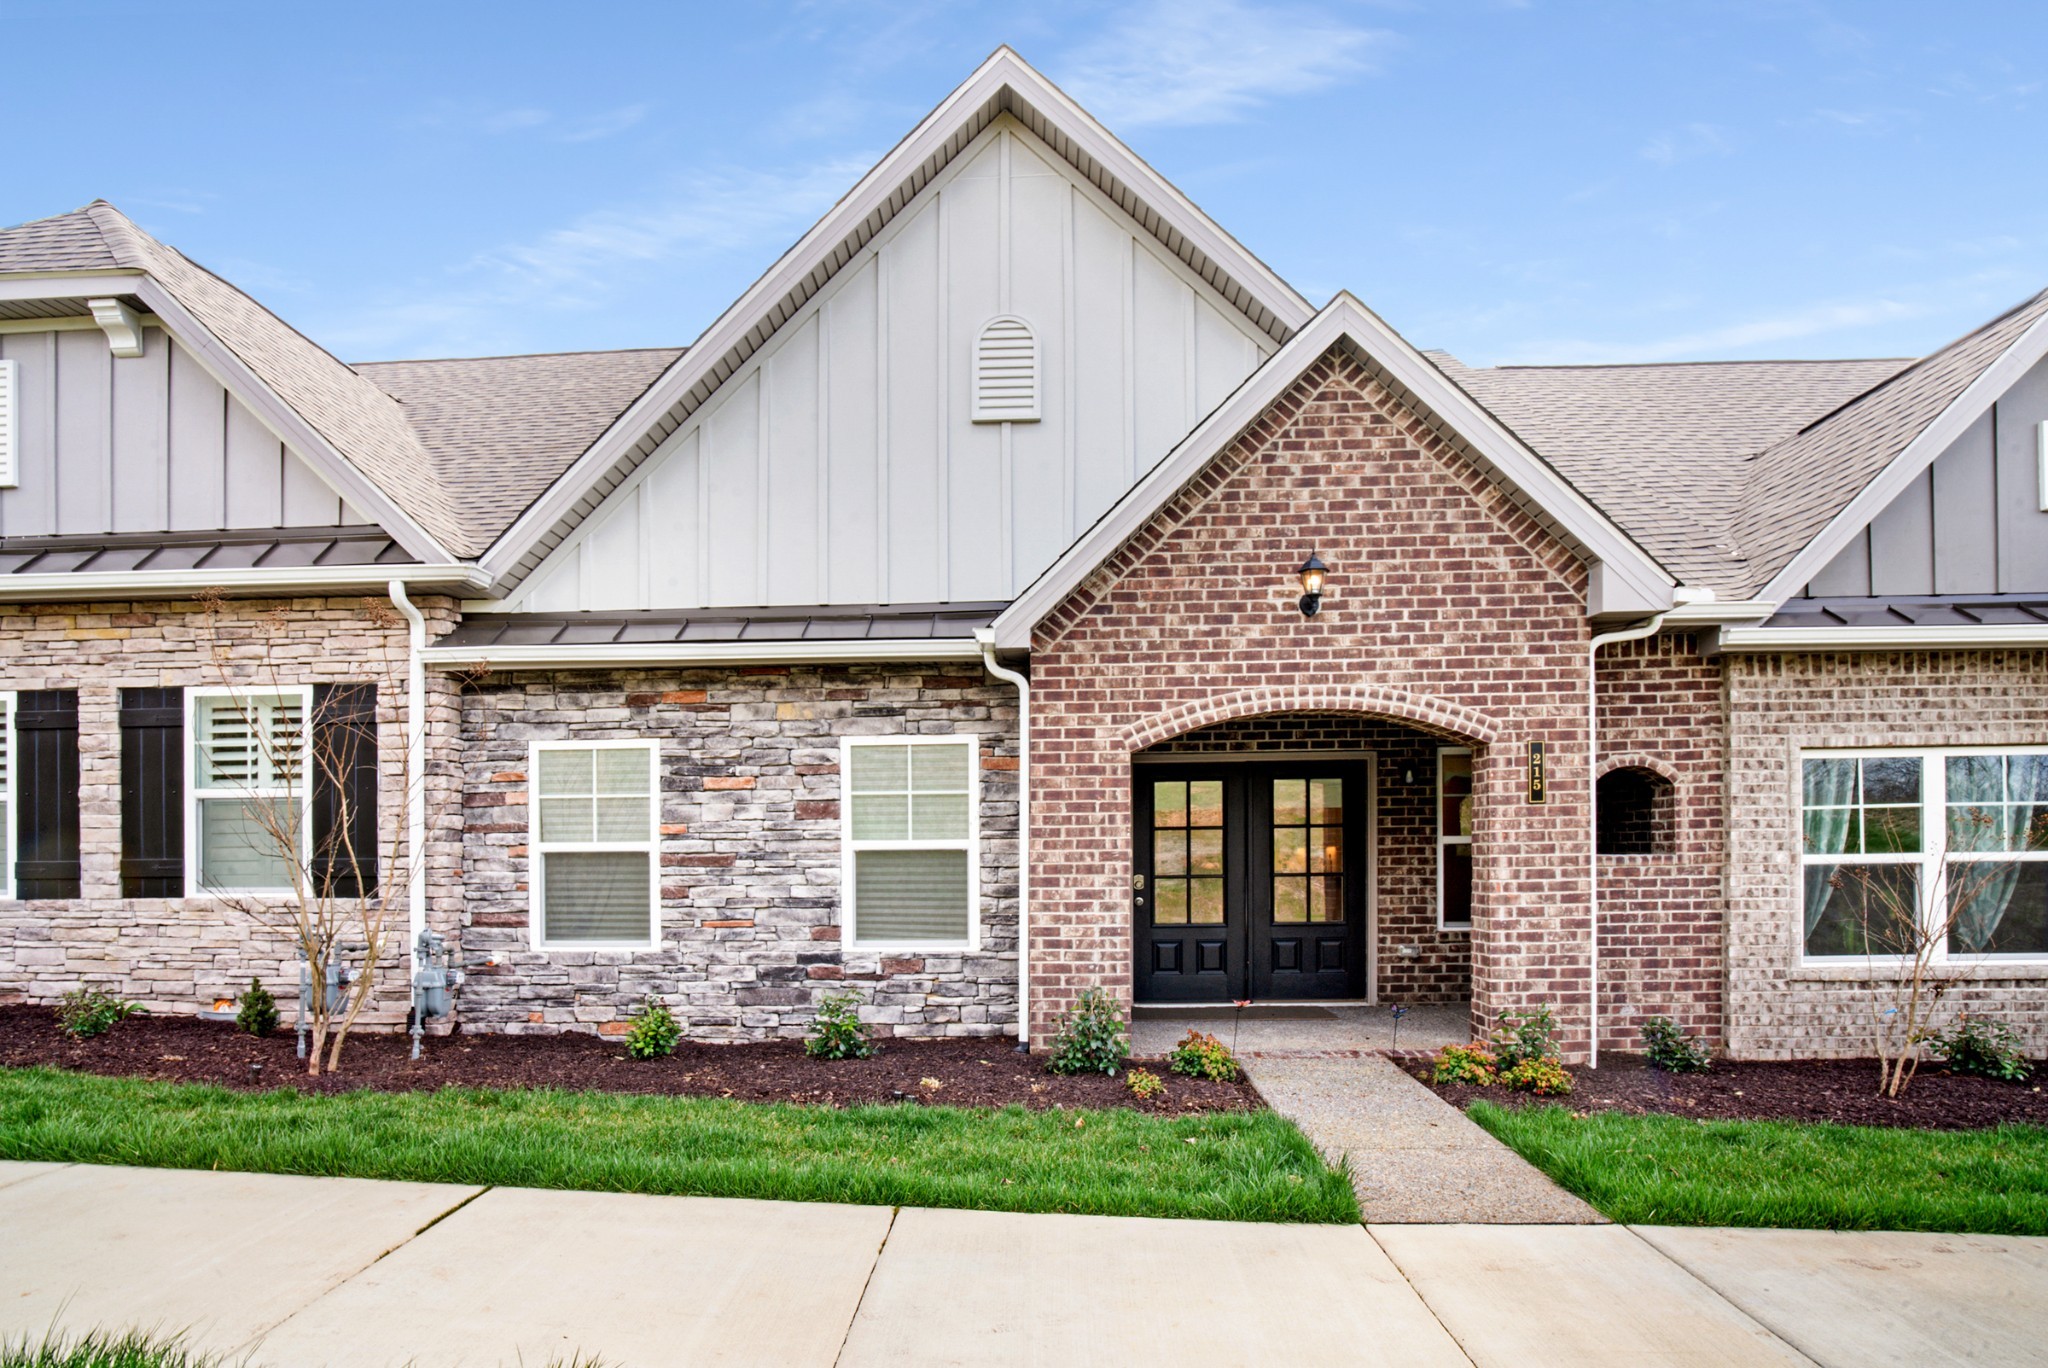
[1706,623,2048,653]
[422,637,988,672]
[0,563,492,603]
[976,629,1032,1050]
[387,583,430,981]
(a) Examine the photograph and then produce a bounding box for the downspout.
[976,629,1031,1050]
[1586,610,1668,1069]
[388,582,429,980]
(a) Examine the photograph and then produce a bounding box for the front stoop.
[1245,1051,1605,1224]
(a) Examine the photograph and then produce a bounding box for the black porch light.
[1296,552,1329,618]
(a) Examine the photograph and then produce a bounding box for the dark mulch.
[0,1006,1255,1114]
[1406,1050,2048,1131]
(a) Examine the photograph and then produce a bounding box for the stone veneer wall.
[1595,634,1727,1049]
[1725,648,2048,1059]
[458,663,1018,1041]
[1026,348,1600,1056]
[0,595,464,1023]
[1145,713,1470,1003]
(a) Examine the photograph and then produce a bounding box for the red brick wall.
[1025,348,1601,1055]
[1595,634,1727,1049]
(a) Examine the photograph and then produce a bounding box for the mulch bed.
[0,1006,1257,1114]
[1402,1050,2048,1131]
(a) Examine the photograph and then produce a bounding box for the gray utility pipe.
[975,630,1031,1049]
[1585,610,1669,1069]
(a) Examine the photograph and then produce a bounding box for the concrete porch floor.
[1130,999,1470,1058]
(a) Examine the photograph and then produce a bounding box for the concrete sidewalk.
[4,1161,2046,1366]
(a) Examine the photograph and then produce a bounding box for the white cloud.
[407,101,651,143]
[1640,122,1732,166]
[1056,0,1385,128]
[1518,297,1927,365]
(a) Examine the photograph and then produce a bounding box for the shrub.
[236,978,279,1038]
[623,997,681,1060]
[1046,988,1129,1076]
[1640,1016,1711,1073]
[55,988,144,1041]
[806,989,876,1060]
[1928,1014,2033,1084]
[1498,1058,1573,1096]
[1126,1067,1166,1101]
[1489,1004,1561,1071]
[1167,1029,1241,1083]
[1431,1042,1497,1085]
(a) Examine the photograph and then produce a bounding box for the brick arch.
[1121,684,1503,754]
[1596,752,1682,786]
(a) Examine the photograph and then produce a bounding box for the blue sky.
[6,1,2046,366]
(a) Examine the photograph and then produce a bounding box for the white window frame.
[840,735,981,951]
[527,739,661,952]
[1798,745,2048,967]
[1437,746,1473,930]
[184,684,313,898]
[0,690,14,901]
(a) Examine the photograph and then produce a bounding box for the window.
[186,687,310,895]
[1437,748,1472,928]
[1597,766,1674,855]
[842,737,978,947]
[1151,778,1224,925]
[971,316,1040,423]
[0,691,12,900]
[1801,748,2048,961]
[530,741,659,949]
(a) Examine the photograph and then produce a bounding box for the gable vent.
[0,358,16,488]
[972,316,1040,424]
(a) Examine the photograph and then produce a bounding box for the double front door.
[1133,761,1368,1002]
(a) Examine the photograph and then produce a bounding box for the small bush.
[1126,1067,1166,1100]
[1167,1029,1241,1083]
[1489,1004,1561,1071]
[1498,1058,1573,1096]
[236,978,279,1037]
[1046,988,1129,1076]
[1928,1014,2033,1084]
[805,989,876,1060]
[623,996,681,1060]
[1431,1042,1497,1085]
[1640,1016,1712,1073]
[55,988,145,1041]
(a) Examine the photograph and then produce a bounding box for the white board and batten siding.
[511,116,1276,613]
[1807,352,2048,596]
[0,325,366,537]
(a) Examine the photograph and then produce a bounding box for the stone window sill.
[1790,962,2048,983]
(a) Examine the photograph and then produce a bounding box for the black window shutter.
[119,688,185,897]
[15,690,81,899]
[311,683,379,899]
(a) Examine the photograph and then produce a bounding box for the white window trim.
[840,735,982,952]
[0,690,14,901]
[527,739,662,953]
[1437,746,1473,931]
[1797,744,2048,968]
[184,684,313,899]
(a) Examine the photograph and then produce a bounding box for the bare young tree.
[196,590,421,1075]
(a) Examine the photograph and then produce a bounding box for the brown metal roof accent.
[0,526,416,576]
[437,602,1007,650]
[1763,594,2048,630]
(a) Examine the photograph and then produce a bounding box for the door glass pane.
[1312,875,1344,923]
[1311,827,1342,873]
[1189,828,1224,876]
[1152,781,1188,828]
[1273,827,1307,874]
[1154,878,1188,925]
[1311,778,1343,825]
[1273,779,1307,825]
[1190,877,1224,924]
[1154,830,1187,876]
[1273,878,1306,923]
[1188,781,1224,827]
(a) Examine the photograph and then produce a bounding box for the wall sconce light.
[1401,762,1419,786]
[1297,552,1328,618]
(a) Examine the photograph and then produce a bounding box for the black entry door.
[1132,762,1368,1002]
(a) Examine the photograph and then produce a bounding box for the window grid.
[841,736,980,949]
[529,740,660,951]
[1271,776,1344,925]
[185,686,311,897]
[1437,748,1473,929]
[1150,778,1224,927]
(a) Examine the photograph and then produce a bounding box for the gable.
[1804,350,2048,597]
[508,117,1276,612]
[0,321,367,537]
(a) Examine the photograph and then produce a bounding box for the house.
[1,49,2042,1063]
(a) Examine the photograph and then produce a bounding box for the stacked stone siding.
[1146,713,1470,1003]
[1026,348,1600,1055]
[1725,648,2048,1059]
[0,595,463,1023]
[459,664,1017,1040]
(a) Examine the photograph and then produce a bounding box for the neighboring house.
[1,49,2043,1061]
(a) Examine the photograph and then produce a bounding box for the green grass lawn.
[0,1067,1356,1224]
[1469,1100,2048,1234]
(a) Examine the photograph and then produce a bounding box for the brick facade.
[1024,348,1602,1055]
[458,664,1018,1040]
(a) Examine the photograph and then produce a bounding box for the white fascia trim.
[477,46,1314,584]
[1756,306,2048,604]
[0,271,147,302]
[0,564,491,603]
[130,279,461,568]
[1715,624,2048,652]
[990,293,1676,649]
[422,637,988,671]
[1659,599,1778,626]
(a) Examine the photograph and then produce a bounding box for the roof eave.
[0,563,491,604]
[421,637,987,670]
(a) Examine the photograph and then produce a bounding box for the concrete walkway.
[7,1162,2048,1366]
[1129,1001,1469,1057]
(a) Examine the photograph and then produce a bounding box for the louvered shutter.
[120,688,185,897]
[971,316,1040,423]
[14,690,80,899]
[311,683,378,898]
[0,357,17,488]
